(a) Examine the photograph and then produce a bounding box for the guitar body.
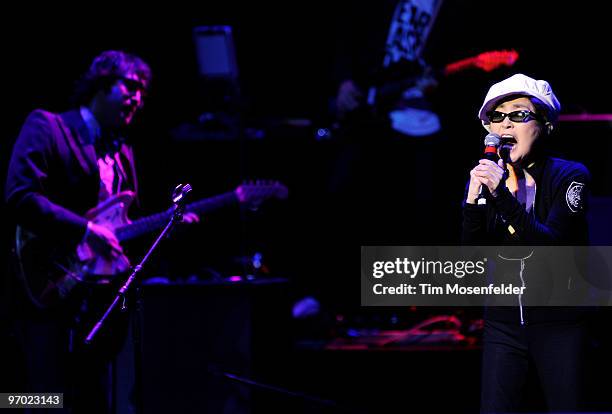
[14,192,135,308]
[14,225,77,308]
[78,191,134,276]
[14,182,288,308]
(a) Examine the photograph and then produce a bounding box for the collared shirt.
[80,106,127,201]
[506,163,536,214]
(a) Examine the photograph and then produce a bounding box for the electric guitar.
[346,49,519,137]
[14,181,288,308]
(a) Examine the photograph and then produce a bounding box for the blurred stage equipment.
[174,25,321,142]
[176,25,243,141]
[324,311,481,350]
[194,25,239,80]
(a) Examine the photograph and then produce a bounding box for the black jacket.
[462,156,590,323]
[5,109,138,245]
[5,109,138,313]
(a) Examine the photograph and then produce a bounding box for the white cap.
[478,73,561,131]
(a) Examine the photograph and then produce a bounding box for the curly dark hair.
[72,50,152,106]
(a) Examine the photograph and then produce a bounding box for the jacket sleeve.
[461,179,491,244]
[5,110,89,241]
[462,203,490,243]
[491,164,590,244]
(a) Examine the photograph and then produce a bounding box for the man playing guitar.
[5,50,157,413]
[5,49,288,414]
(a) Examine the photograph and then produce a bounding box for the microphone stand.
[84,184,192,414]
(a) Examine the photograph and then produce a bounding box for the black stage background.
[2,2,612,413]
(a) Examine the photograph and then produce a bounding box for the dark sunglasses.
[487,110,541,123]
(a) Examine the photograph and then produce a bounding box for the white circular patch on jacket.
[566,181,585,212]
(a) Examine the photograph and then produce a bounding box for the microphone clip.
[172,183,192,206]
[171,183,192,221]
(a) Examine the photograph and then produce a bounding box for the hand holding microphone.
[467,133,507,204]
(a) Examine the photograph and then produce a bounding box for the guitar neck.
[370,67,447,104]
[443,57,476,76]
[370,50,516,103]
[115,191,238,242]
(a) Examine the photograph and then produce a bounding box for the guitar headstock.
[235,180,289,207]
[473,49,519,72]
